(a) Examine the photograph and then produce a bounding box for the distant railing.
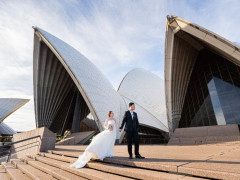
[0,135,41,162]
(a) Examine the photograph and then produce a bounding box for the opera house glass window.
[179,49,240,127]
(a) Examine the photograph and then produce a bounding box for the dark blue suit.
[120,110,139,156]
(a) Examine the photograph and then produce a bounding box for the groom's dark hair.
[129,102,134,107]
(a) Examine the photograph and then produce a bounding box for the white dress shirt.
[130,110,134,120]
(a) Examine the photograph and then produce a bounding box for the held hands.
[119,128,122,132]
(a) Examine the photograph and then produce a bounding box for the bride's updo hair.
[108,111,113,117]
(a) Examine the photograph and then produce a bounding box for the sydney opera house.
[165,15,240,135]
[32,26,168,144]
[32,15,240,144]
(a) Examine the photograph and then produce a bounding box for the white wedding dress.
[70,119,117,168]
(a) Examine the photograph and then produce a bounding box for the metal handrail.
[0,135,41,162]
[1,135,41,148]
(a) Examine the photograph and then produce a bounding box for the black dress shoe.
[135,154,145,159]
[129,155,133,159]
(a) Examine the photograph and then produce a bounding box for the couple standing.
[70,102,145,168]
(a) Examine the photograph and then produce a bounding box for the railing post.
[6,145,12,163]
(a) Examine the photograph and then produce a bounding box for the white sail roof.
[0,98,29,122]
[118,68,168,132]
[33,27,124,131]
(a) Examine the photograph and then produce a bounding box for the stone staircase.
[1,124,240,180]
[168,124,240,145]
[0,150,207,180]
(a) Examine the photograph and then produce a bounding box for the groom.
[119,102,145,159]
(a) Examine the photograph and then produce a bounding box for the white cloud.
[1,0,240,131]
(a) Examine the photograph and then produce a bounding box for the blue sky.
[1,0,240,131]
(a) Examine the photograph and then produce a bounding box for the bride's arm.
[104,119,109,129]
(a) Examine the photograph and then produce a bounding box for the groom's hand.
[119,128,122,132]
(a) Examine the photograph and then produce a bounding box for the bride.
[70,111,119,168]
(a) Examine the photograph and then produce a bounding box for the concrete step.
[24,157,87,180]
[86,161,195,180]
[31,155,134,180]
[39,152,76,163]
[39,152,206,180]
[0,165,10,180]
[46,150,215,179]
[48,150,178,172]
[47,150,80,158]
[11,159,57,180]
[2,161,31,180]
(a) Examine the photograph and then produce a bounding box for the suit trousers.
[126,129,139,156]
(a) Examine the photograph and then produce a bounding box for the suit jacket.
[120,110,139,132]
